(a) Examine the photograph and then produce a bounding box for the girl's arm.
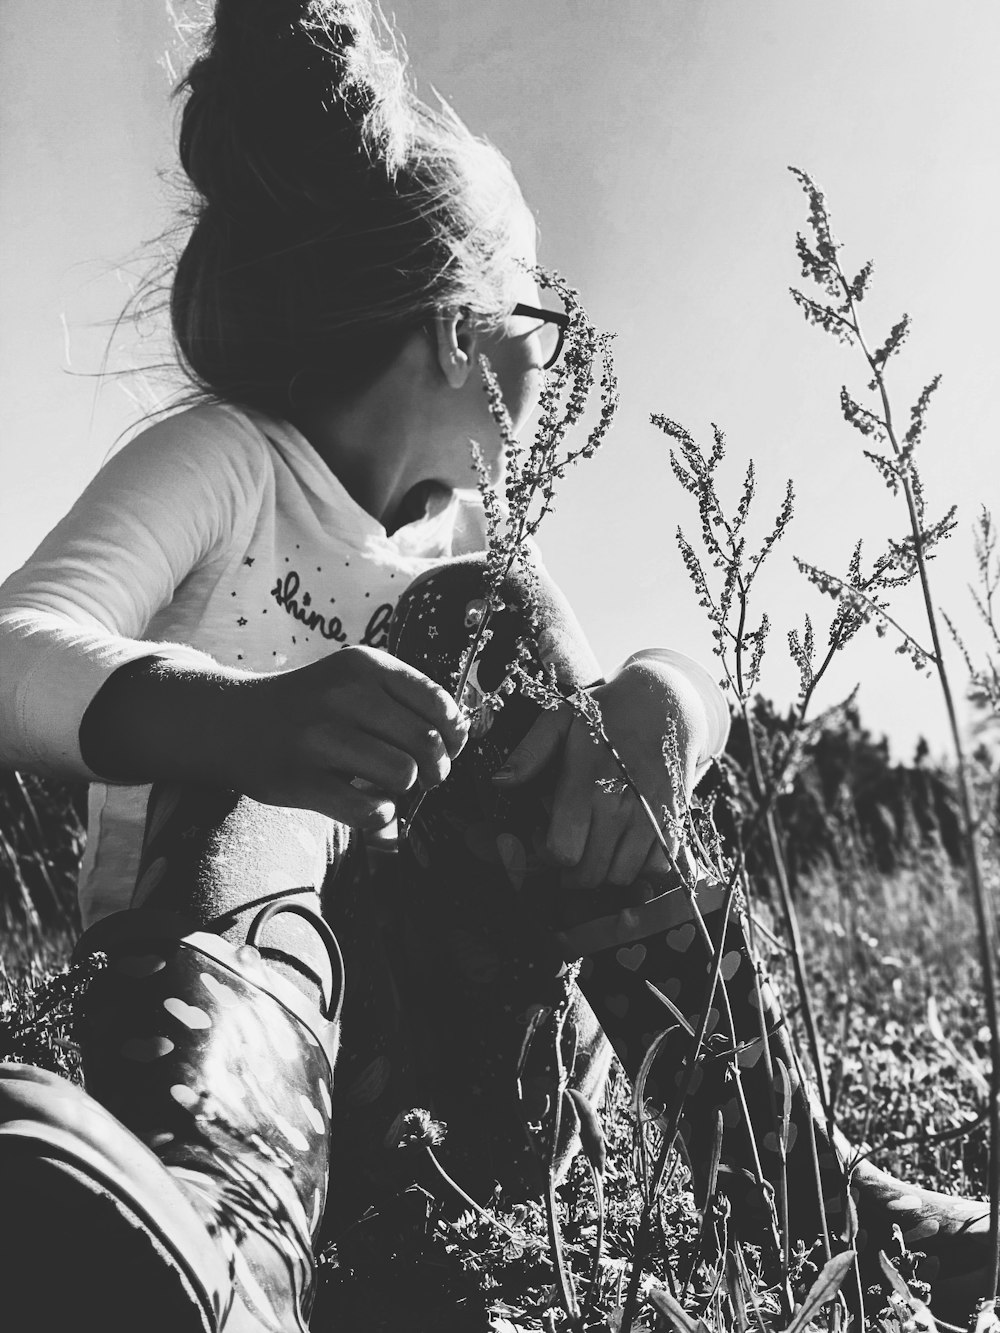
[0,411,466,824]
[77,645,467,827]
[616,646,731,779]
[0,408,264,779]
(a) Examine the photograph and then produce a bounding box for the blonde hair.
[171,0,532,417]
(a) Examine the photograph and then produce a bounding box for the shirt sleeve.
[617,646,731,775]
[0,407,267,779]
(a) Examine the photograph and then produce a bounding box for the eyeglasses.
[511,302,570,370]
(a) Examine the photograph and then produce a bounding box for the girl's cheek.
[512,370,543,435]
[496,347,542,435]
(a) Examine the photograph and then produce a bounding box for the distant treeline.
[702,698,997,890]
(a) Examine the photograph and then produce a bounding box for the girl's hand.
[235,646,469,824]
[492,658,711,889]
[80,646,469,828]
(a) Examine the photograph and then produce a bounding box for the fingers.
[314,647,467,789]
[561,790,663,891]
[307,728,423,796]
[606,816,661,888]
[560,791,626,889]
[269,774,397,830]
[379,656,468,756]
[492,707,572,786]
[539,708,673,890]
[352,698,454,790]
[544,719,601,867]
[637,838,675,883]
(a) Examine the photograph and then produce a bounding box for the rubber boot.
[72,899,344,1332]
[0,1061,235,1332]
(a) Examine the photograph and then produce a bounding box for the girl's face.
[480,212,549,437]
[428,220,553,489]
[478,269,551,435]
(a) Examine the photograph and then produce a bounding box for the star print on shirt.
[237,617,248,627]
[243,556,255,567]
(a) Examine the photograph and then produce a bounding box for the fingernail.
[365,801,396,830]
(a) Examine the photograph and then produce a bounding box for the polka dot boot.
[0,1061,233,1332]
[72,899,344,1333]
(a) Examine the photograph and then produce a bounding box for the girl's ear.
[432,312,480,389]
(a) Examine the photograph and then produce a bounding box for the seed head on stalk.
[788,161,1000,1307]
[944,507,1000,724]
[452,267,619,716]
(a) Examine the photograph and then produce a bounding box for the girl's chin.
[395,478,455,526]
[454,449,507,491]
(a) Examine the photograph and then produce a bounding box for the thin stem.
[423,1148,520,1239]
[740,701,831,1114]
[581,1165,606,1327]
[837,267,1000,1300]
[512,996,582,1325]
[748,958,792,1268]
[620,871,792,1332]
[452,603,496,711]
[543,1004,580,1323]
[733,569,750,699]
[795,562,935,663]
[11,773,63,917]
[740,700,851,1286]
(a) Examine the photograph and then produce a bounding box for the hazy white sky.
[1,1,997,759]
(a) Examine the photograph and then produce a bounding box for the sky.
[1,1,997,761]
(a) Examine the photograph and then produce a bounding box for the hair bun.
[178,0,405,218]
[170,0,528,421]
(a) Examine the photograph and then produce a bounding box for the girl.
[0,3,988,1330]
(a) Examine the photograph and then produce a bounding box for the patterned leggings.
[130,553,843,1260]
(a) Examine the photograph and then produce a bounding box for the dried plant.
[649,412,863,1326]
[944,508,1000,727]
[788,163,1000,1304]
[453,265,618,716]
[6,177,996,1333]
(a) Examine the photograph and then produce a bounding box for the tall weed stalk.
[455,267,865,1326]
[649,414,866,1321]
[788,164,1000,1303]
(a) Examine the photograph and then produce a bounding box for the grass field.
[1,767,995,1332]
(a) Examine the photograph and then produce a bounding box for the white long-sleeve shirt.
[0,403,729,925]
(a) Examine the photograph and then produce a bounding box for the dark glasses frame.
[512,302,570,370]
